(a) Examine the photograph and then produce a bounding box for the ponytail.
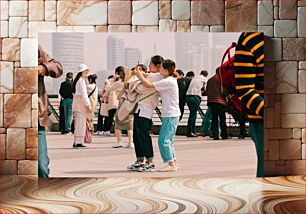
[72,72,82,94]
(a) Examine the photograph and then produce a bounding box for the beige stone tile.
[258,0,273,25]
[283,38,305,61]
[191,25,209,32]
[0,1,9,20]
[57,1,107,25]
[273,6,279,20]
[0,160,17,175]
[258,26,274,37]
[0,61,14,93]
[26,128,38,148]
[0,134,6,159]
[14,68,38,94]
[4,94,32,128]
[0,94,3,128]
[29,21,57,38]
[132,1,158,25]
[9,17,28,38]
[285,160,306,175]
[32,110,38,128]
[95,26,108,32]
[210,25,224,32]
[269,128,293,139]
[225,0,256,32]
[159,1,171,19]
[26,148,38,160]
[302,144,306,159]
[18,160,38,175]
[108,25,131,32]
[20,38,38,67]
[298,7,305,37]
[32,94,38,109]
[177,21,190,32]
[274,20,297,37]
[9,1,28,17]
[2,38,20,61]
[282,114,305,128]
[108,1,131,24]
[29,1,45,21]
[279,0,297,19]
[280,139,302,160]
[159,19,177,32]
[1,21,9,37]
[45,1,57,21]
[264,160,276,176]
[192,0,224,25]
[264,62,276,93]
[57,26,95,32]
[303,129,306,143]
[293,128,302,139]
[276,61,298,93]
[172,1,190,20]
[298,70,305,93]
[268,140,279,160]
[282,94,305,114]
[136,26,159,32]
[264,38,282,62]
[6,128,26,159]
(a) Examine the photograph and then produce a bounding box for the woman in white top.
[72,64,93,149]
[135,59,181,172]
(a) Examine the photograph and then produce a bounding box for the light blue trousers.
[158,117,179,163]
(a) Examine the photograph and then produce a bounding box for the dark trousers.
[249,121,264,177]
[209,102,228,139]
[179,98,186,121]
[103,108,116,132]
[186,95,201,135]
[133,113,154,161]
[59,100,65,133]
[96,115,107,132]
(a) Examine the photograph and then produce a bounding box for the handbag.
[100,101,109,117]
[84,119,94,144]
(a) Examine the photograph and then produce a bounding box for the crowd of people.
[38,32,264,177]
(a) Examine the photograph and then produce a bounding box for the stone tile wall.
[0,0,305,176]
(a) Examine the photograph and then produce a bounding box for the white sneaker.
[104,131,113,136]
[98,131,105,136]
[124,143,134,149]
[112,142,123,148]
[159,165,178,172]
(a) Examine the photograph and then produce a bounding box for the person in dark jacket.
[176,70,191,121]
[59,72,74,135]
[206,69,228,140]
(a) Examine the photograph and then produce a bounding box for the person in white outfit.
[72,64,93,149]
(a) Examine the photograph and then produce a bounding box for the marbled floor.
[0,176,305,214]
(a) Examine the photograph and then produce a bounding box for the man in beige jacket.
[38,45,63,177]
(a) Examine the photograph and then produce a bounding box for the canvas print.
[38,32,264,177]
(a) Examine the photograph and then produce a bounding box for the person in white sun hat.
[72,64,93,149]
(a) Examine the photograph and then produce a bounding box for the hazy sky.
[38,32,240,94]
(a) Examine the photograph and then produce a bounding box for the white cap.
[78,64,89,73]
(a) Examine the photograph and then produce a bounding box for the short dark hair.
[66,72,73,79]
[176,69,184,77]
[150,55,164,66]
[138,64,147,71]
[200,70,208,77]
[108,75,114,79]
[162,59,176,77]
[88,74,97,84]
[115,66,125,81]
[186,71,195,77]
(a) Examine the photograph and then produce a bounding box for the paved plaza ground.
[47,133,257,177]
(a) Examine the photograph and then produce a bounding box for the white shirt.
[153,76,181,118]
[186,75,208,97]
[137,73,163,119]
[74,77,91,107]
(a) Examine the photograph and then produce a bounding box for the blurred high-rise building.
[125,47,142,70]
[107,36,125,70]
[52,33,84,73]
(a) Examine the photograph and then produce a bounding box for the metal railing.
[48,94,238,128]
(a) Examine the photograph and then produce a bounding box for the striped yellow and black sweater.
[234,32,264,121]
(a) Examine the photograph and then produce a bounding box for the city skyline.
[38,32,240,94]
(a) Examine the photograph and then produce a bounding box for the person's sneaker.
[159,165,178,172]
[104,131,113,137]
[98,131,105,136]
[65,132,72,136]
[127,161,144,171]
[124,143,134,149]
[112,142,123,148]
[73,144,87,149]
[187,133,198,137]
[138,162,156,172]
